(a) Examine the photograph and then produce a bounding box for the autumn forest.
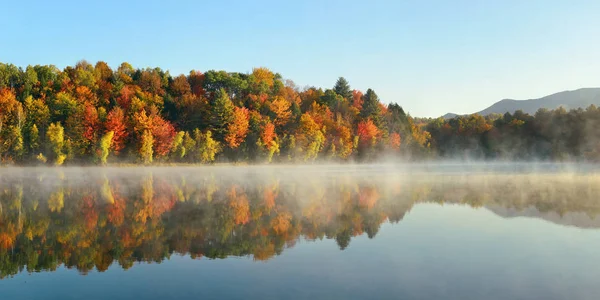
[0,61,599,165]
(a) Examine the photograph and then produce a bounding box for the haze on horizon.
[2,0,600,117]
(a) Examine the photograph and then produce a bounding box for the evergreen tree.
[360,89,382,126]
[333,77,352,100]
[209,88,234,140]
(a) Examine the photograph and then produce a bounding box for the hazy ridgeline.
[2,62,600,166]
[1,164,599,278]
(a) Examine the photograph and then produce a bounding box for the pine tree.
[333,77,352,100]
[209,88,234,140]
[360,89,382,126]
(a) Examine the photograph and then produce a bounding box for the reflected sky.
[0,165,599,300]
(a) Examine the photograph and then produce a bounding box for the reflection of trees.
[0,170,599,278]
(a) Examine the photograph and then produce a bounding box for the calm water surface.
[1,164,599,300]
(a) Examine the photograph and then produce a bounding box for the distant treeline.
[424,106,600,160]
[0,61,598,165]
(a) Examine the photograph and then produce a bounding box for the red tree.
[261,121,276,148]
[116,85,137,109]
[357,119,379,145]
[188,71,206,97]
[151,114,176,157]
[83,105,100,143]
[225,107,250,149]
[105,107,128,154]
[352,90,364,110]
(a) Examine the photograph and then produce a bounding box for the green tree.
[73,60,98,90]
[8,126,24,160]
[0,63,21,90]
[360,89,382,126]
[319,89,344,108]
[386,103,410,136]
[49,92,78,123]
[24,96,50,134]
[33,64,59,90]
[333,77,352,100]
[22,66,38,99]
[209,88,234,140]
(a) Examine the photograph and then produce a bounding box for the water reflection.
[0,166,599,279]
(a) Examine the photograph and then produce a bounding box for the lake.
[1,164,599,300]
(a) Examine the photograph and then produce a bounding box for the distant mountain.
[441,113,459,119]
[443,87,600,119]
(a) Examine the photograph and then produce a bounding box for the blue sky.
[2,0,600,117]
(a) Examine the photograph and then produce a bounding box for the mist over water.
[1,163,600,300]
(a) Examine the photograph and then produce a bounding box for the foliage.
[194,129,221,163]
[170,131,186,160]
[105,107,127,154]
[98,131,114,165]
[140,130,153,164]
[225,107,249,149]
[0,60,597,165]
[333,77,353,100]
[46,122,66,165]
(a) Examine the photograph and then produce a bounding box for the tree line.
[0,61,430,165]
[1,60,598,165]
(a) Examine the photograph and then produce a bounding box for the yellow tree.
[140,130,154,164]
[0,89,25,161]
[297,114,325,161]
[98,131,114,165]
[46,122,66,165]
[225,107,249,149]
[251,67,275,88]
[270,96,291,128]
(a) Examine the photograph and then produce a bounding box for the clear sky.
[2,0,600,117]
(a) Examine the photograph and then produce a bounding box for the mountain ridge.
[442,87,600,119]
